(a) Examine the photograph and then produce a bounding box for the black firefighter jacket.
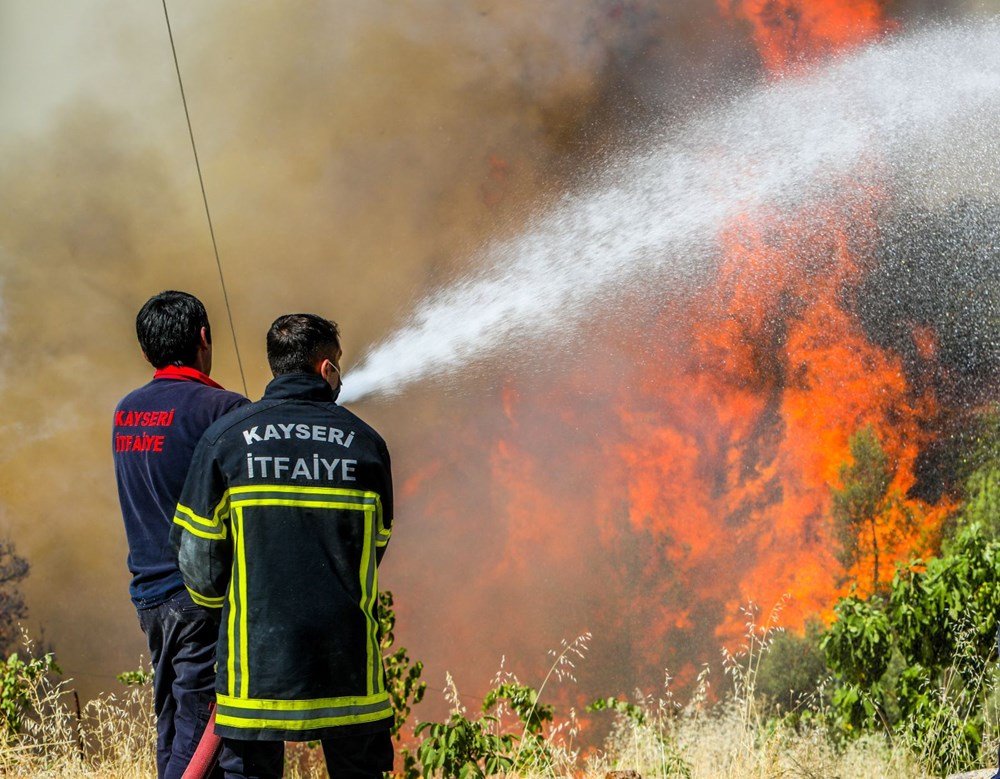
[171,372,393,741]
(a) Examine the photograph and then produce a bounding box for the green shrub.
[822,522,1000,774]
[0,648,60,737]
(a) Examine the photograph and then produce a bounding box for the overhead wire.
[161,0,248,396]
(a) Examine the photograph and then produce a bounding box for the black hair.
[267,314,341,376]
[136,291,211,368]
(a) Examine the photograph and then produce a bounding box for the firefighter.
[172,313,395,779]
[112,291,249,779]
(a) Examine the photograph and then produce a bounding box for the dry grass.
[583,685,926,779]
[522,606,936,779]
[0,619,987,779]
[538,663,928,779]
[0,685,923,779]
[0,636,155,778]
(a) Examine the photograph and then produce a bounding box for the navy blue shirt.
[113,367,248,608]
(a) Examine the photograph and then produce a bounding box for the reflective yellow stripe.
[228,485,377,499]
[231,498,375,511]
[359,504,375,697]
[209,484,387,709]
[173,503,228,540]
[218,692,388,711]
[175,487,378,539]
[236,508,249,699]
[186,586,224,608]
[227,514,240,697]
[215,709,391,731]
[215,691,392,730]
[228,485,381,512]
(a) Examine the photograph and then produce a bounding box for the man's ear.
[199,327,211,350]
[141,351,152,365]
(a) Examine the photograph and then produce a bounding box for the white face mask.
[326,362,342,402]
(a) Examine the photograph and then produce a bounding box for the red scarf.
[153,365,225,390]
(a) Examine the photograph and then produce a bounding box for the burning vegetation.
[388,0,1000,724]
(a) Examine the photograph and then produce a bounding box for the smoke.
[0,0,998,719]
[859,199,1000,399]
[0,0,749,702]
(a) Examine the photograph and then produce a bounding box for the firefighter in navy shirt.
[112,291,248,779]
[173,313,394,779]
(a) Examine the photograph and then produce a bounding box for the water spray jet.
[340,21,1000,405]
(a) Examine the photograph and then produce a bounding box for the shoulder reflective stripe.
[174,503,228,540]
[232,498,376,512]
[225,485,382,515]
[229,485,379,502]
[186,586,224,608]
[374,500,389,548]
[174,517,227,541]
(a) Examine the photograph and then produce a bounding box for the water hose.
[181,702,223,779]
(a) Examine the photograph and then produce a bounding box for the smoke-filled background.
[2,0,1000,719]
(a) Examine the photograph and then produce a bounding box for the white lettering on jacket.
[246,452,357,481]
[243,423,355,448]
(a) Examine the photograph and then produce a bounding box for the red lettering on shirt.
[115,433,166,453]
[115,409,176,428]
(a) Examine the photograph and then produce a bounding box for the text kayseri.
[242,423,355,448]
[115,409,175,427]
[246,454,357,481]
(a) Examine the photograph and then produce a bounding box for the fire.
[619,0,950,660]
[718,0,892,73]
[599,0,951,657]
[396,0,957,705]
[705,205,944,618]
[598,0,948,655]
[580,191,952,686]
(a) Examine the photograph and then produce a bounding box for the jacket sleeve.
[375,441,393,566]
[170,436,233,609]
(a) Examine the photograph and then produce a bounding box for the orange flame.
[397,0,957,705]
[718,0,892,74]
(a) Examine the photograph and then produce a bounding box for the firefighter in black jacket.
[172,313,394,779]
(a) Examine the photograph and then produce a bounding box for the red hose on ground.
[181,702,223,779]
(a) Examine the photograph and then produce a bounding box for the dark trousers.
[138,590,225,779]
[217,739,284,779]
[321,729,394,779]
[219,729,393,779]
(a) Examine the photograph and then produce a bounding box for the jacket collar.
[263,373,336,402]
[153,365,225,390]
